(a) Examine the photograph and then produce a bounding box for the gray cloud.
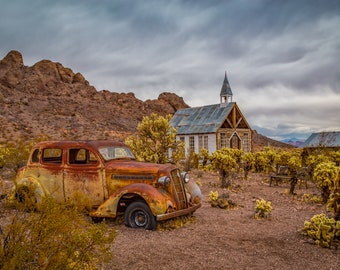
[1,0,340,140]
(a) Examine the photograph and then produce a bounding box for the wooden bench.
[270,166,291,186]
[270,166,309,194]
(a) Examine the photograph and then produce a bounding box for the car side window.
[69,148,98,165]
[42,148,62,164]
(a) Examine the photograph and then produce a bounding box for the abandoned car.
[10,140,202,230]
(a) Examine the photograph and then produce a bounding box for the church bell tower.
[220,71,233,107]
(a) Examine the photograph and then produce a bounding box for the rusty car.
[10,140,202,230]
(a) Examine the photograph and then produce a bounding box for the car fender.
[7,177,44,206]
[185,180,202,204]
[90,183,174,218]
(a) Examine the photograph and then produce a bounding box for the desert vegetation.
[0,115,340,268]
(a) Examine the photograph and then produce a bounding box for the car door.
[38,147,65,203]
[63,147,106,207]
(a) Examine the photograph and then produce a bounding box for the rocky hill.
[0,50,292,150]
[0,50,189,143]
[251,131,294,151]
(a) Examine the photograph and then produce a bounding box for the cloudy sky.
[1,0,339,141]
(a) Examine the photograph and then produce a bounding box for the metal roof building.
[170,73,252,153]
[302,131,340,148]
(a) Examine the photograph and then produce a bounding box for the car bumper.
[156,203,201,221]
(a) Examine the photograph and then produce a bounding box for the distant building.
[170,72,252,154]
[302,131,340,150]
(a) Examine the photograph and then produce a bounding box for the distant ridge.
[281,138,305,147]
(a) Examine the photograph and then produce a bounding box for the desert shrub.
[0,199,116,269]
[241,152,255,179]
[327,187,340,220]
[0,135,49,179]
[302,213,340,248]
[208,190,237,209]
[254,199,272,219]
[125,113,184,164]
[199,148,210,167]
[302,193,323,204]
[313,161,339,202]
[331,150,340,166]
[209,191,219,202]
[183,150,200,171]
[69,191,94,213]
[275,150,291,167]
[254,151,271,173]
[208,148,239,188]
[305,153,332,181]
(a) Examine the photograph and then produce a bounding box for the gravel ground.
[104,170,339,270]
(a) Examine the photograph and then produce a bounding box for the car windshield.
[98,146,135,161]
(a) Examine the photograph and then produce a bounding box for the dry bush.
[0,199,116,270]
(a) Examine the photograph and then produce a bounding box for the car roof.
[33,140,127,149]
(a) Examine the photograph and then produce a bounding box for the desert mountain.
[0,50,293,150]
[0,50,189,143]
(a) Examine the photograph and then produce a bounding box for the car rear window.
[42,148,62,164]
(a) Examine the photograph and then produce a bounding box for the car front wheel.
[124,201,156,230]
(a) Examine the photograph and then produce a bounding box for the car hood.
[104,159,176,175]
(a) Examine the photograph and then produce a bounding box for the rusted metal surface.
[13,140,202,223]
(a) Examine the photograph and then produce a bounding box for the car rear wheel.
[15,185,37,211]
[124,201,156,230]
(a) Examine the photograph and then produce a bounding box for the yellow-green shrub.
[313,161,339,202]
[254,199,272,219]
[209,191,219,202]
[125,113,184,164]
[0,199,116,269]
[302,213,340,248]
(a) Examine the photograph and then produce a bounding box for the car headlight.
[158,176,171,187]
[181,172,190,183]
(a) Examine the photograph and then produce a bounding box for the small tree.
[125,113,184,164]
[287,150,303,194]
[209,148,238,188]
[199,148,210,167]
[313,161,338,202]
[241,152,255,179]
[254,148,276,173]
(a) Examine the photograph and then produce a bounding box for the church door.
[230,133,241,149]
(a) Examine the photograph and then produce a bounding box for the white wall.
[177,134,216,154]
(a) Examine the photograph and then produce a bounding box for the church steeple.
[220,71,233,107]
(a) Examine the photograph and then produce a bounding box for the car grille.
[170,169,188,209]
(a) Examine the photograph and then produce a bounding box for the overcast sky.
[1,0,339,141]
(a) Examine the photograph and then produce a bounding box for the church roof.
[220,72,233,96]
[171,102,235,134]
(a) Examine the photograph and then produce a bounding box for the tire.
[124,201,156,230]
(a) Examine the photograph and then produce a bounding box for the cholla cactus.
[254,199,272,219]
[209,191,219,202]
[302,213,340,248]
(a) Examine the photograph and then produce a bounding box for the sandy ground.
[105,170,339,270]
[1,170,339,269]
